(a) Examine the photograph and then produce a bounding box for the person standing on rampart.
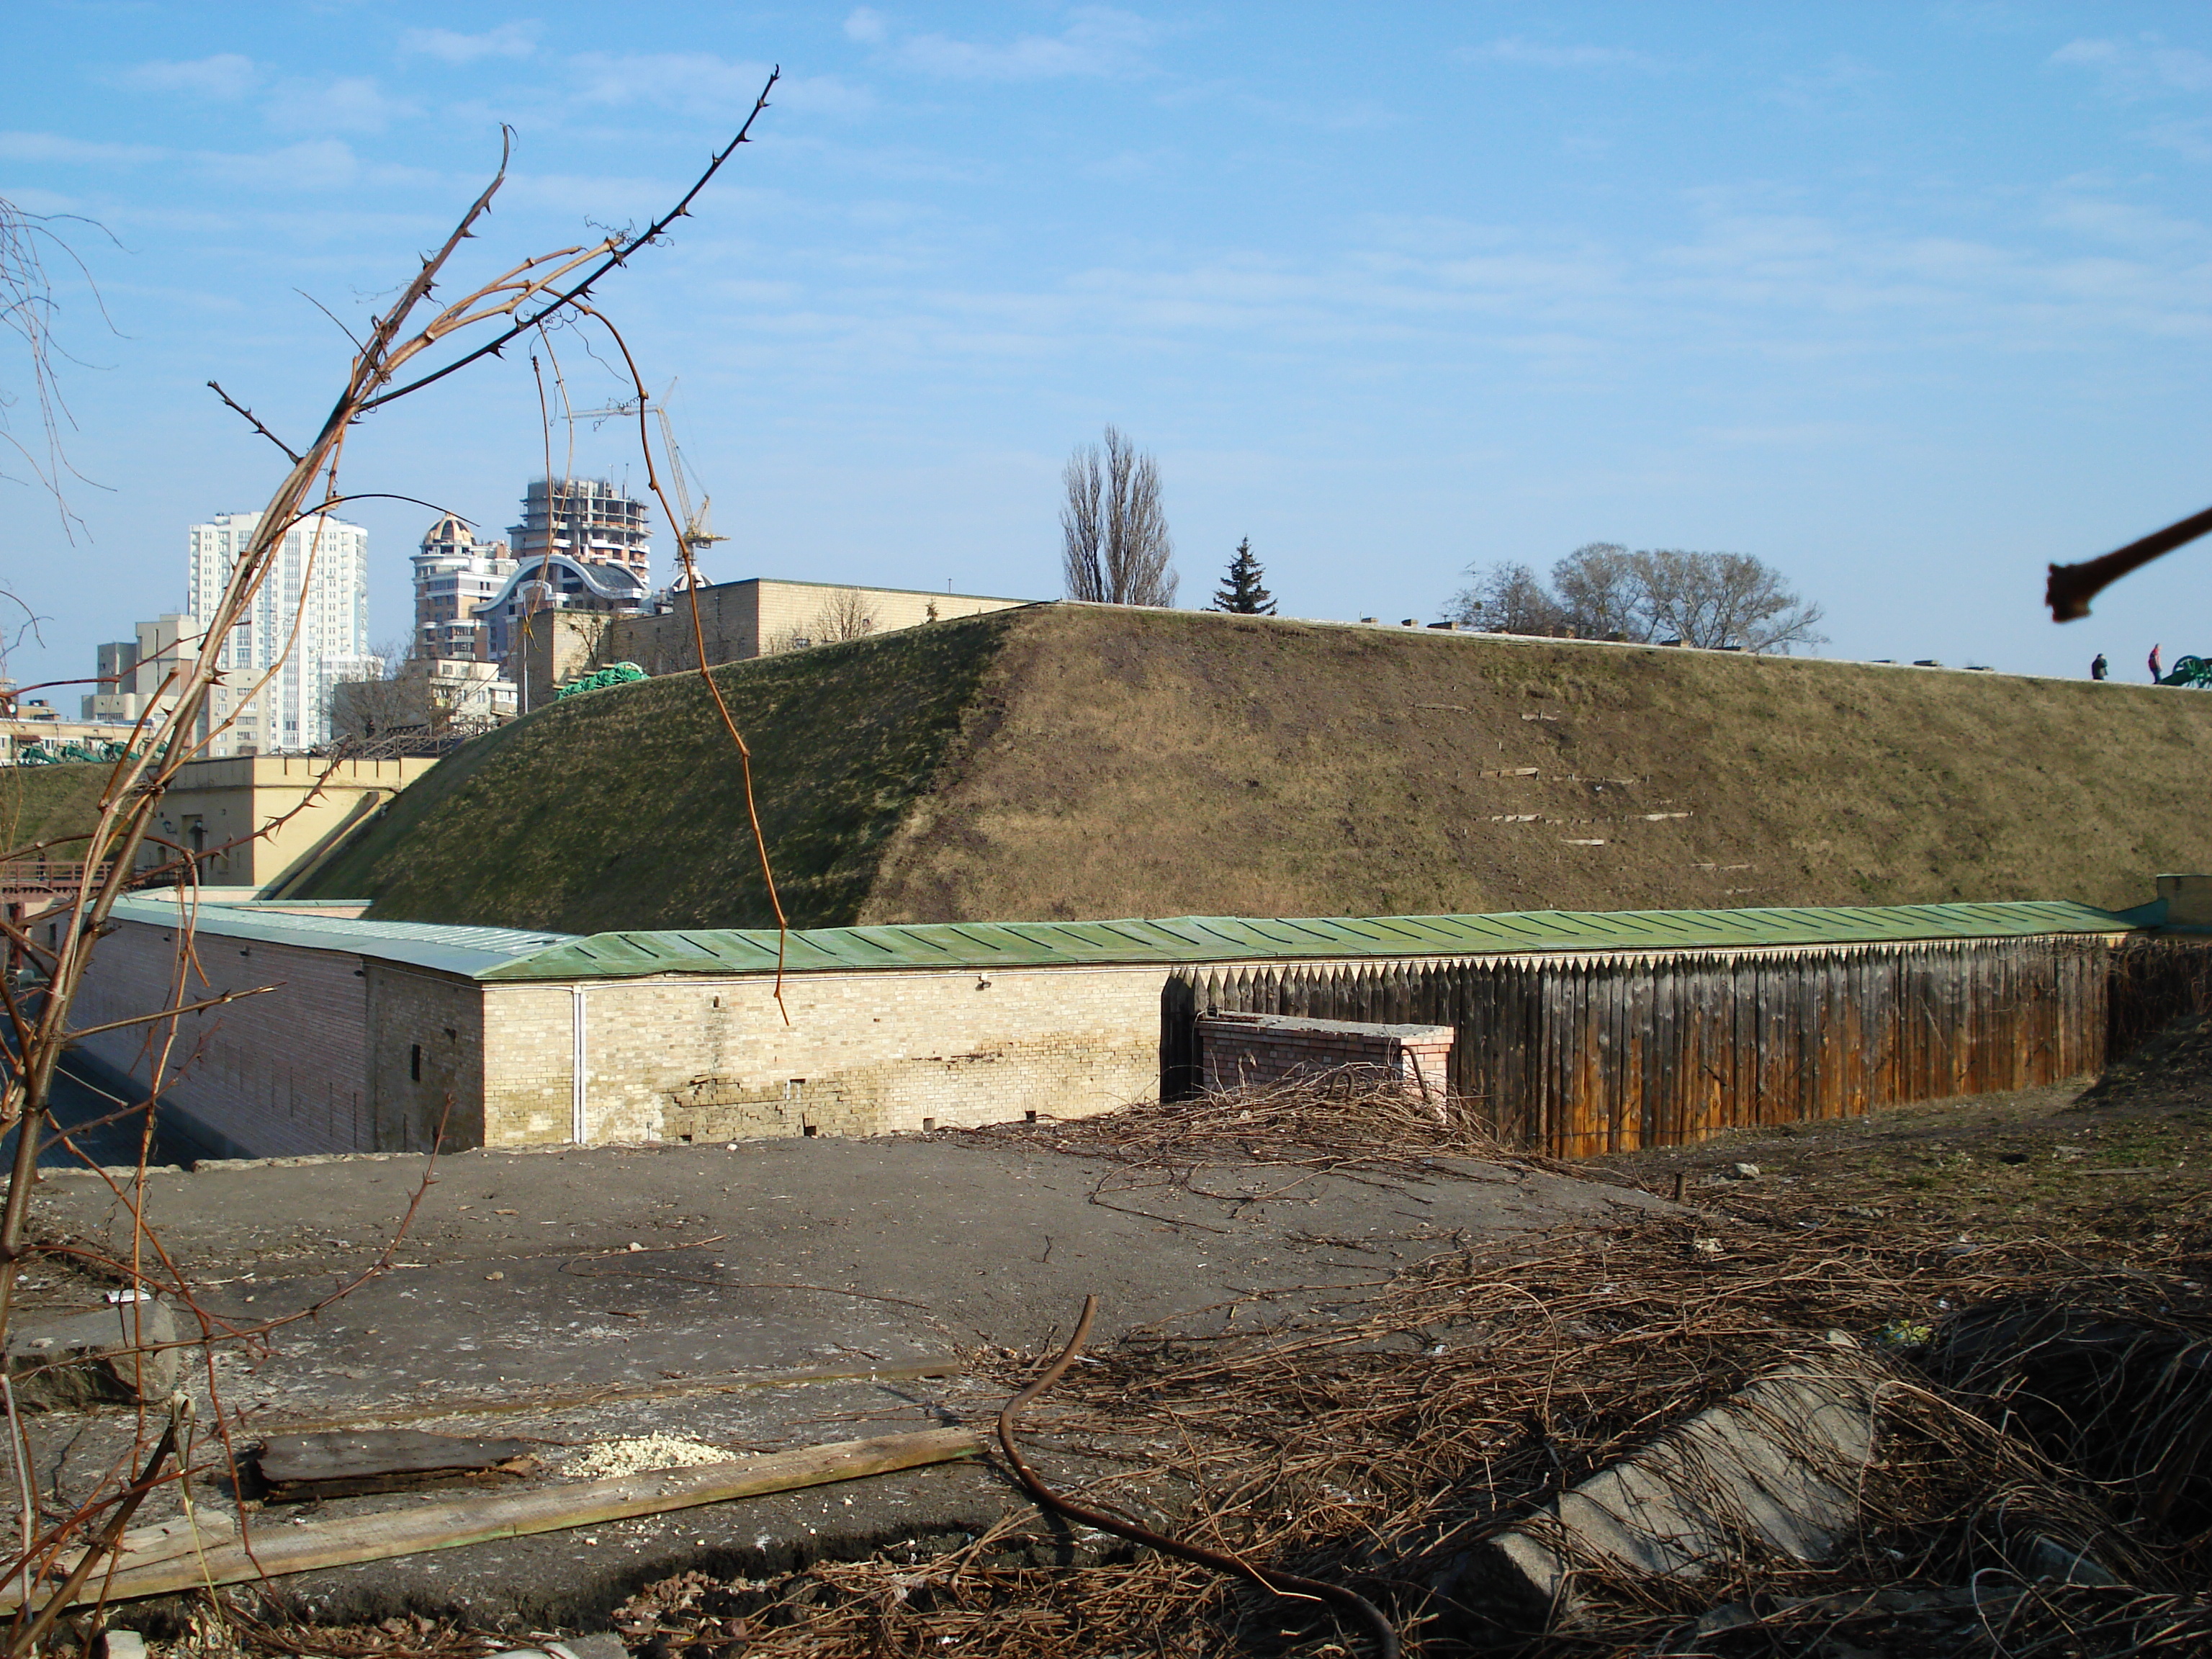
[2149,644,2164,683]
[2092,653,2108,680]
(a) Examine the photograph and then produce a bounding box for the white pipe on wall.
[570,985,588,1143]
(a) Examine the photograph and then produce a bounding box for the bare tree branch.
[0,198,120,536]
[2046,502,2212,623]
[204,380,304,464]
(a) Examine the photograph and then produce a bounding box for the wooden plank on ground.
[5,1427,980,1610]
[257,1429,540,1502]
[241,1357,964,1437]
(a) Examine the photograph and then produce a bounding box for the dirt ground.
[14,1042,2211,1659]
[588,1049,2212,1659]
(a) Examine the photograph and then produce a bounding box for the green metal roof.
[475,899,2142,982]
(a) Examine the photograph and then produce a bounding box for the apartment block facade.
[187,511,375,755]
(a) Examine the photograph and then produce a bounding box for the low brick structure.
[1198,1011,1455,1104]
[66,893,2146,1159]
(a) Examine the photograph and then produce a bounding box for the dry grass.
[862,606,2212,923]
[958,1074,1551,1182]
[310,606,2212,932]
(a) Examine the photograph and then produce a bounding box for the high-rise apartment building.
[187,511,375,755]
[508,478,652,583]
[413,514,516,659]
[82,615,211,738]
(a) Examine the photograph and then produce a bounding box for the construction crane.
[655,405,727,587]
[558,384,726,583]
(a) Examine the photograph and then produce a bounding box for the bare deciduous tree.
[1449,560,1568,636]
[1455,547,1825,652]
[327,637,413,739]
[763,590,879,655]
[1638,549,1825,652]
[815,589,879,643]
[1549,543,1647,641]
[1061,425,1178,607]
[1,197,114,535]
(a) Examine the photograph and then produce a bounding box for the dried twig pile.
[616,1082,2211,1658]
[961,1075,1547,1182]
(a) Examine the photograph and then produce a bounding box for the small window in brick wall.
[410,1044,422,1082]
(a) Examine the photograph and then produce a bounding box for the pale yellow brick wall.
[481,982,584,1146]
[521,583,1033,709]
[748,582,1025,655]
[72,916,374,1156]
[138,756,436,891]
[364,966,487,1153]
[477,963,1169,1146]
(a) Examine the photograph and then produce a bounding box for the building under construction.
[506,477,653,583]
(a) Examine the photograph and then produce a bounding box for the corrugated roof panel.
[107,892,575,979]
[476,898,2143,981]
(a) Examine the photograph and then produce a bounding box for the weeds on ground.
[189,1067,2212,1658]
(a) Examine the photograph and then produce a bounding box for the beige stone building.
[513,577,1033,710]
[132,756,439,890]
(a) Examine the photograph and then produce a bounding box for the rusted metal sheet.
[1170,935,2131,1156]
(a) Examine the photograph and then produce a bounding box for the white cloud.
[400,24,539,65]
[1458,37,1653,71]
[2042,186,2210,251]
[2052,35,2212,97]
[852,6,1155,80]
[0,185,77,215]
[570,54,873,119]
[111,53,259,99]
[0,130,168,165]
[2144,116,2212,163]
[267,76,418,136]
[192,139,441,194]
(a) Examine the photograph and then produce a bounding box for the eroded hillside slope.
[863,608,2209,922]
[308,605,2212,930]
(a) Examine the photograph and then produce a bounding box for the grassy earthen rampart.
[304,606,2212,930]
[0,763,112,859]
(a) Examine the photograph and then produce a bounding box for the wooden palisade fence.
[1164,933,2209,1156]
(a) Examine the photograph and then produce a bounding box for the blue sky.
[5,2,2212,693]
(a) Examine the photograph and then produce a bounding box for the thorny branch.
[0,91,777,1655]
[204,382,302,465]
[360,71,777,412]
[2046,501,2212,621]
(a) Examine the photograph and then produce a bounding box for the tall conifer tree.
[1210,538,1277,614]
